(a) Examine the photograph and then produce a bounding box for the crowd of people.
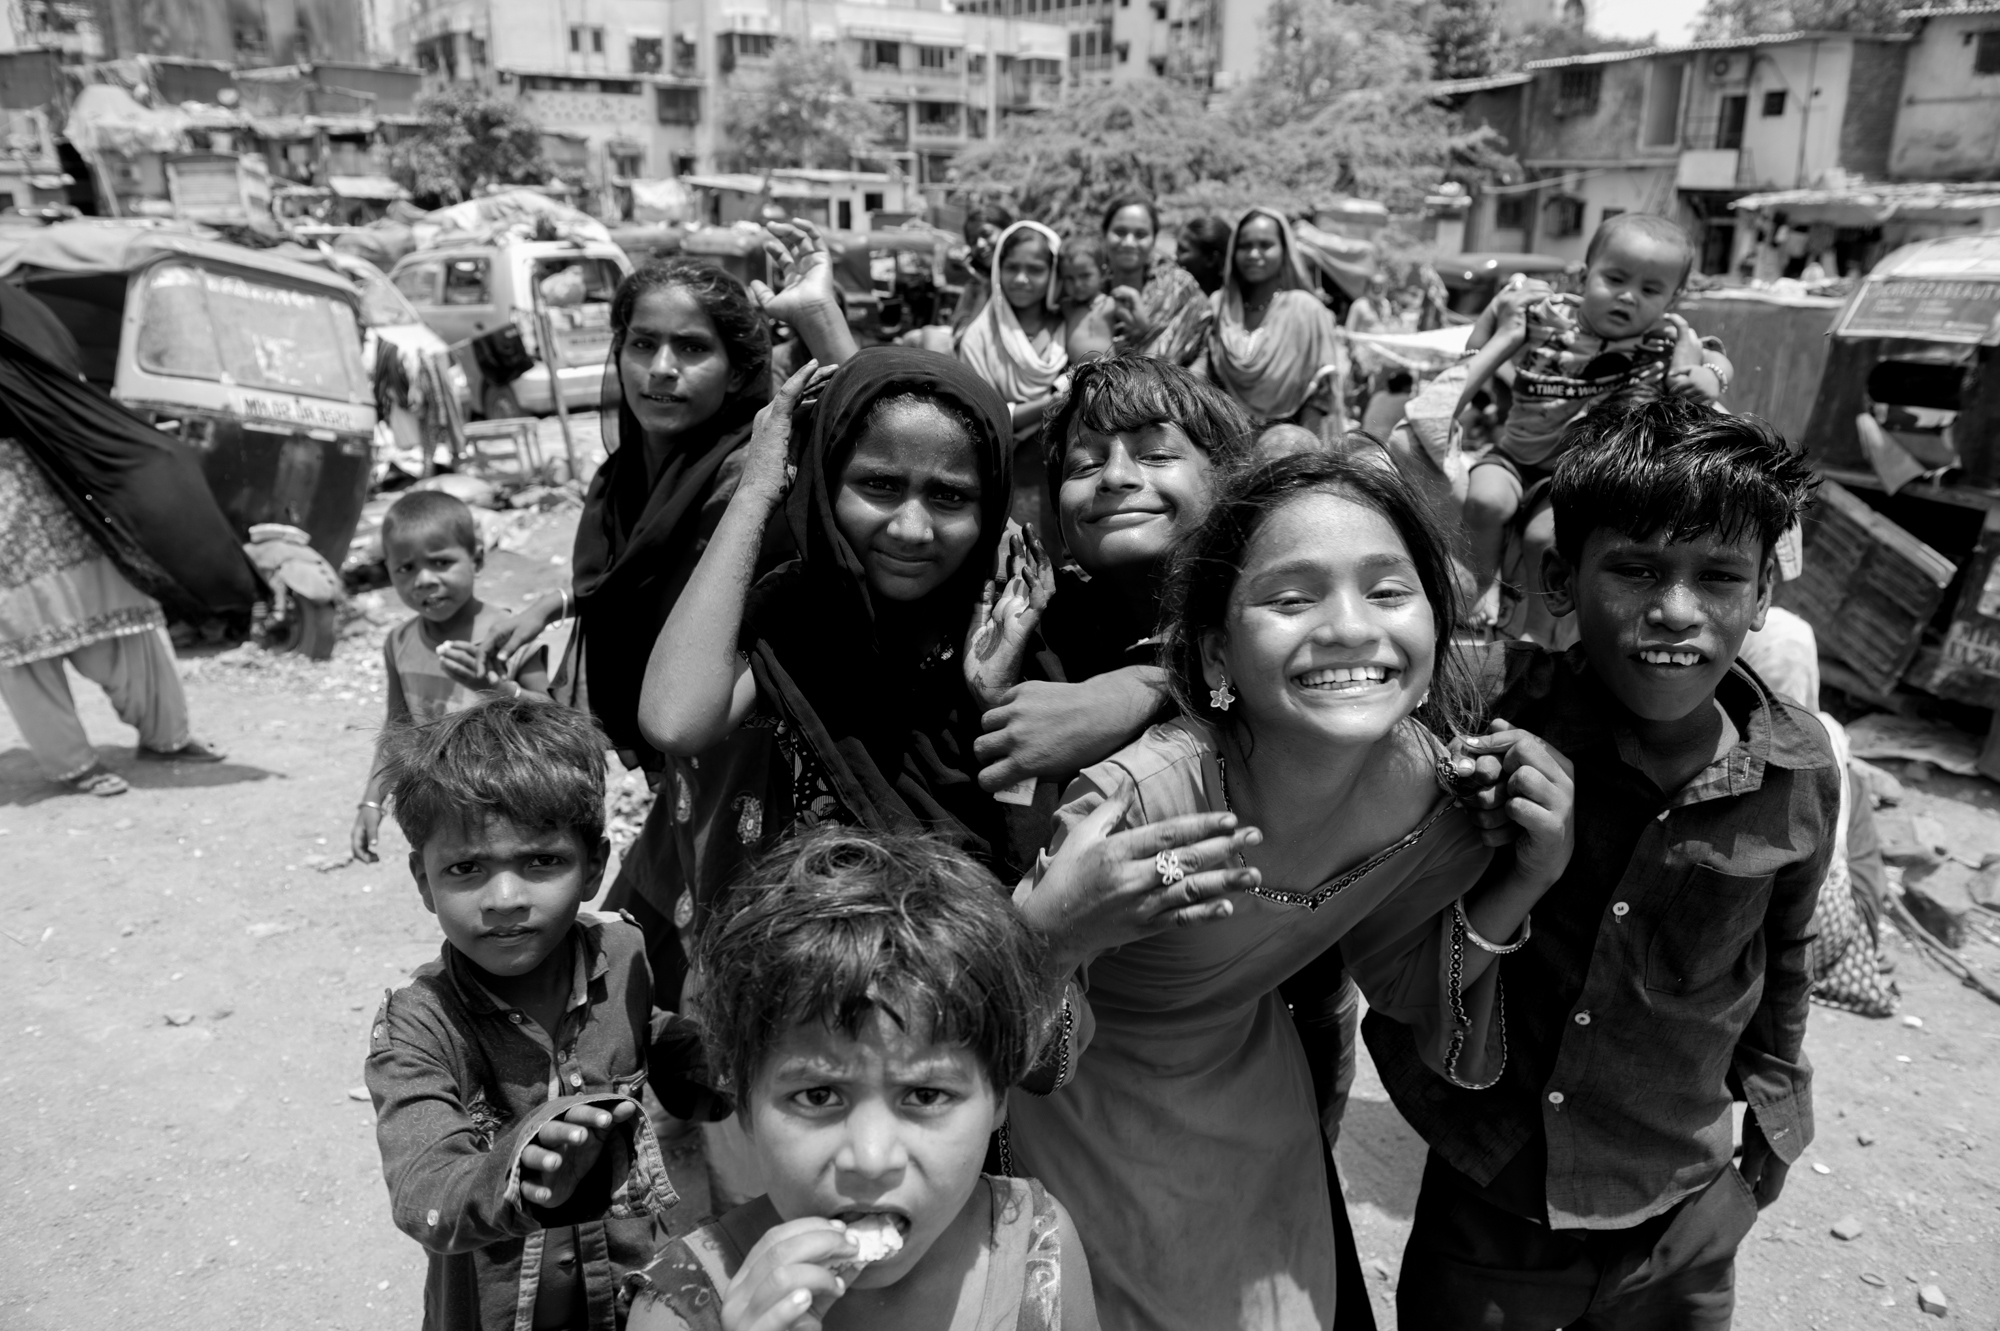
[344,197,1856,1331]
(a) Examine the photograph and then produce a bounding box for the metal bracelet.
[357,800,384,812]
[1455,896,1531,954]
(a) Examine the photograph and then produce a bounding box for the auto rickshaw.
[824,228,959,342]
[0,221,377,653]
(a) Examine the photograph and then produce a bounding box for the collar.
[1545,645,1831,804]
[442,915,606,1019]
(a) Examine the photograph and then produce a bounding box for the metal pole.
[530,278,582,484]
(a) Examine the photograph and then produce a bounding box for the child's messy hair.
[1043,353,1255,481]
[382,489,479,555]
[1550,397,1816,567]
[1161,449,1479,740]
[1584,212,1696,289]
[1060,234,1111,291]
[382,696,607,853]
[691,826,1057,1100]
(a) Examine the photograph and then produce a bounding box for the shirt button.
[1612,902,1630,918]
[509,1013,524,1023]
[426,1209,440,1227]
[569,1072,584,1088]
[1574,1011,1592,1026]
[1548,1091,1565,1105]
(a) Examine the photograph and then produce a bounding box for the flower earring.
[1209,677,1235,712]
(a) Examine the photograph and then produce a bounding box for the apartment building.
[397,0,1063,192]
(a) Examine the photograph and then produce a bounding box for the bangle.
[357,800,384,812]
[1456,897,1531,954]
[558,588,572,621]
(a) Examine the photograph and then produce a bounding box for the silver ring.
[1154,849,1186,887]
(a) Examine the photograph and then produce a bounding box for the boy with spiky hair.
[365,696,699,1331]
[1371,398,1837,1329]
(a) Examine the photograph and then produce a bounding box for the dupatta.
[1206,207,1345,424]
[1129,254,1212,367]
[744,347,1017,864]
[957,221,1068,404]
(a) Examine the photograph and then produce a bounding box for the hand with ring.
[1022,779,1263,972]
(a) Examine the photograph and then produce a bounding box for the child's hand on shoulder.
[436,640,504,692]
[722,1217,858,1331]
[1447,720,1575,888]
[519,1099,637,1211]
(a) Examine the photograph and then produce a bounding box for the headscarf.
[957,221,1068,404]
[564,274,773,759]
[1206,207,1346,424]
[745,347,1017,863]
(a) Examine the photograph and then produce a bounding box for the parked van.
[388,238,633,419]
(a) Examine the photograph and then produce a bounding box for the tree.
[720,39,895,171]
[1693,0,1909,36]
[387,84,546,207]
[1504,19,1647,67]
[1431,0,1503,81]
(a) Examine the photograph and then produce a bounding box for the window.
[864,191,885,211]
[533,257,622,304]
[1761,89,1786,117]
[443,258,491,305]
[1642,60,1684,148]
[611,150,643,178]
[1493,194,1527,231]
[864,39,900,69]
[1554,66,1601,116]
[135,262,366,401]
[968,106,988,137]
[392,262,442,305]
[657,86,700,124]
[1600,206,1625,222]
[1974,30,2000,75]
[522,75,639,94]
[735,32,774,58]
[672,34,698,73]
[968,53,986,75]
[1545,194,1585,238]
[1716,94,1746,149]
[630,37,663,73]
[917,44,954,69]
[568,24,604,54]
[838,200,853,229]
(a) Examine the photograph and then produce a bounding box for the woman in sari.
[1005,453,1575,1331]
[477,227,856,1002]
[1206,207,1347,434]
[958,220,1070,538]
[1100,195,1212,366]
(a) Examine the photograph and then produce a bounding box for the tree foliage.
[950,0,1516,229]
[1430,0,1503,81]
[1694,0,1910,36]
[388,84,546,208]
[1504,19,1647,66]
[720,39,895,171]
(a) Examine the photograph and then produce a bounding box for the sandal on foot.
[137,738,226,764]
[67,766,129,797]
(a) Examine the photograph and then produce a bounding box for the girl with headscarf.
[957,221,1069,436]
[476,225,857,1001]
[638,347,1025,881]
[1206,207,1348,433]
[1101,195,1212,367]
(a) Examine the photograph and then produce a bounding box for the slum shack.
[1758,234,2000,777]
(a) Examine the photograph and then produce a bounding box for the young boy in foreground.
[352,489,549,863]
[1368,398,1838,1328]
[628,826,1101,1331]
[365,697,683,1331]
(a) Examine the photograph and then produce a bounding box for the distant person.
[1101,195,1212,365]
[364,696,702,1331]
[0,285,223,797]
[1057,233,1117,362]
[1457,213,1733,628]
[1204,207,1345,433]
[626,824,1102,1331]
[1373,400,1835,1330]
[351,489,549,864]
[950,201,1015,337]
[1174,215,1233,297]
[958,221,1070,444]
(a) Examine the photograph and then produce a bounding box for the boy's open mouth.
[1296,665,1394,693]
[1636,649,1705,667]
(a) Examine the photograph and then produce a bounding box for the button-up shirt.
[366,911,684,1331]
[1366,645,1839,1230]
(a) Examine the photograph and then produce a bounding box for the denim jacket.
[366,911,682,1331]
[1368,646,1839,1230]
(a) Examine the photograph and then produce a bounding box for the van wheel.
[482,383,524,420]
[265,598,338,661]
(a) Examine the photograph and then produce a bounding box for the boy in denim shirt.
[1370,399,1838,1328]
[366,697,695,1331]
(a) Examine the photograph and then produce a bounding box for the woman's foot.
[66,765,129,797]
[137,738,226,763]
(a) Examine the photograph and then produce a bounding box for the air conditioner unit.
[1708,52,1748,82]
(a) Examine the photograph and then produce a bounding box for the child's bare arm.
[1054,1195,1104,1331]
[638,363,820,756]
[353,647,408,862]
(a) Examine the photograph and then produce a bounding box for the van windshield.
[136,262,367,401]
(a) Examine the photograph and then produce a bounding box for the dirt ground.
[2,505,1998,1327]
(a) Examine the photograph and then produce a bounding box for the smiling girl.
[958,221,1068,443]
[638,348,1026,877]
[1005,453,1576,1331]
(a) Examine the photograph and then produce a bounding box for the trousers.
[1397,1150,1756,1331]
[0,627,189,779]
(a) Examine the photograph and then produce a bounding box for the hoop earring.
[1209,678,1235,712]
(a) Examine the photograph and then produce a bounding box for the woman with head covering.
[639,346,1027,881]
[1175,215,1233,297]
[477,224,856,1001]
[958,221,1069,437]
[1206,207,1348,434]
[1101,195,1213,367]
